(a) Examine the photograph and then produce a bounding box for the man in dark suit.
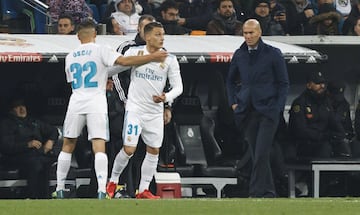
[226,19,289,198]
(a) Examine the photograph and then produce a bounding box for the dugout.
[0,34,325,124]
[0,34,325,160]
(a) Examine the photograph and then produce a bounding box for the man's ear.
[306,82,312,89]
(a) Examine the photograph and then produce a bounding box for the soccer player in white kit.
[106,22,183,199]
[55,19,168,199]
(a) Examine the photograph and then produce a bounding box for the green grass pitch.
[1,198,360,215]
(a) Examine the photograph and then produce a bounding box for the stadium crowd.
[1,0,360,36]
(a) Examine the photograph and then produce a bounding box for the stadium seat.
[33,7,46,34]
[88,3,100,23]
[172,95,243,178]
[100,3,108,22]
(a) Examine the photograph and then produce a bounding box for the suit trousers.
[239,110,279,197]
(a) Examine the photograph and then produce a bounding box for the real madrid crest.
[293,105,300,113]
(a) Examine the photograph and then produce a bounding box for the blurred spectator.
[0,98,59,199]
[349,16,360,35]
[149,0,165,16]
[342,0,360,35]
[105,16,124,34]
[251,0,286,35]
[111,0,141,35]
[48,0,93,25]
[279,0,316,35]
[136,0,154,15]
[206,0,243,35]
[309,3,341,35]
[270,0,288,34]
[177,0,216,31]
[158,0,191,34]
[57,13,76,34]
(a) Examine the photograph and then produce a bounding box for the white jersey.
[124,45,183,115]
[65,42,122,114]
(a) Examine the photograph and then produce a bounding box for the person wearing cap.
[0,97,59,199]
[288,71,350,161]
[250,0,286,35]
[226,19,289,198]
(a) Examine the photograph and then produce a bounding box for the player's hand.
[231,104,238,111]
[43,140,54,154]
[153,92,166,103]
[28,140,42,149]
[164,108,172,125]
[151,50,168,62]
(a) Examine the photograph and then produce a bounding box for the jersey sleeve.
[165,55,183,103]
[64,55,73,83]
[100,45,123,67]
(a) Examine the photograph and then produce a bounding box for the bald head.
[244,19,261,33]
[243,19,262,48]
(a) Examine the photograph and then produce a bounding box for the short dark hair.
[160,0,179,12]
[58,13,74,25]
[216,0,234,9]
[144,22,163,35]
[138,14,156,25]
[77,19,97,31]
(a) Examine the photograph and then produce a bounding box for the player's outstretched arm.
[115,50,168,66]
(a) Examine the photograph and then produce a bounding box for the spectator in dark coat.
[342,0,360,35]
[279,0,316,35]
[158,0,192,35]
[251,0,286,35]
[309,3,342,35]
[206,0,243,35]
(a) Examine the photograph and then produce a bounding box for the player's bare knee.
[146,146,159,155]
[123,145,136,156]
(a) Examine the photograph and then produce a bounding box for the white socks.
[94,152,108,193]
[56,151,72,191]
[139,152,158,193]
[110,148,132,183]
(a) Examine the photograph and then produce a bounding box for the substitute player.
[106,22,183,199]
[55,19,167,199]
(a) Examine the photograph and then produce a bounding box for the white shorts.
[123,111,163,148]
[63,112,109,141]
